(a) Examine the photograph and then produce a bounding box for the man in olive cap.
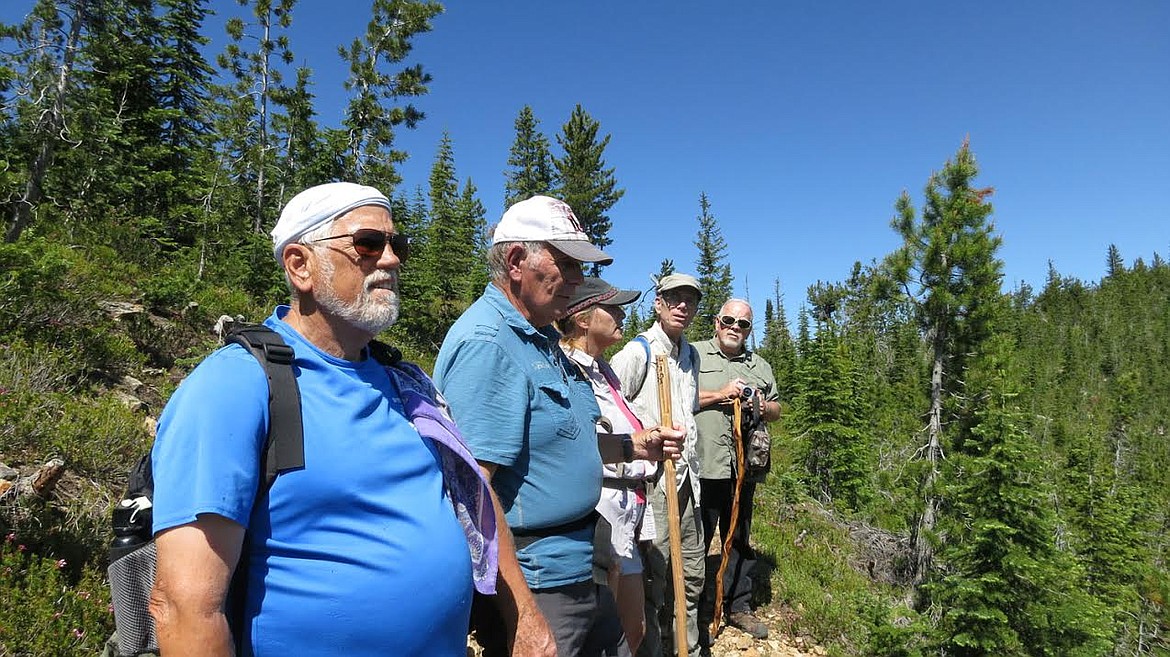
[610,273,706,657]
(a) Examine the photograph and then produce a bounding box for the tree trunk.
[253,12,272,234]
[5,3,86,243]
[910,328,946,586]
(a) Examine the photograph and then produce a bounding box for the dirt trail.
[705,605,827,657]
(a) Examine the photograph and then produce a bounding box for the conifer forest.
[1,2,1167,655]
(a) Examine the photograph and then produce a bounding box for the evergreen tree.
[270,67,338,202]
[388,185,430,345]
[932,334,1112,656]
[456,177,489,296]
[656,258,676,280]
[553,103,623,275]
[409,134,484,349]
[70,0,218,249]
[791,313,867,510]
[503,104,555,209]
[796,306,811,358]
[688,192,733,342]
[337,0,442,189]
[630,258,676,334]
[215,0,297,233]
[759,279,797,401]
[1105,243,1125,278]
[2,0,90,242]
[884,140,1003,585]
[148,0,215,241]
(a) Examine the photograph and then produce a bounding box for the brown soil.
[705,605,827,656]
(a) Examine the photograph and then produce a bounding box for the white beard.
[315,258,400,335]
[717,333,745,354]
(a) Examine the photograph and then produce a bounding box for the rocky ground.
[704,605,826,657]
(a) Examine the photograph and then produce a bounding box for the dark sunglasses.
[718,315,752,330]
[310,229,410,261]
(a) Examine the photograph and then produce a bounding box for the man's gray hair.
[720,298,754,316]
[276,219,339,292]
[487,239,546,283]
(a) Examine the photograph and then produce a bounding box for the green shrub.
[0,240,148,384]
[0,532,113,656]
[0,390,149,479]
[753,474,930,655]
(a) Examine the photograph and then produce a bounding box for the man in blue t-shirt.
[149,182,495,656]
[434,195,684,657]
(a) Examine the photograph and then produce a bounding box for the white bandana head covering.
[271,182,392,260]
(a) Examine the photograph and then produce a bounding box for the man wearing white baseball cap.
[435,195,683,657]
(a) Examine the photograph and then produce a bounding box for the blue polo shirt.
[434,284,603,589]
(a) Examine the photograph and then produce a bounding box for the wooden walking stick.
[654,354,689,657]
[709,397,746,639]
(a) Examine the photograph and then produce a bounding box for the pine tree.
[932,334,1112,656]
[792,315,867,510]
[270,67,338,202]
[408,134,484,349]
[503,105,555,209]
[688,192,733,342]
[885,140,1003,586]
[553,104,623,275]
[3,0,90,242]
[759,279,797,401]
[1106,243,1125,278]
[633,258,676,334]
[71,0,218,249]
[148,0,215,241]
[337,0,442,189]
[216,0,297,233]
[456,177,489,296]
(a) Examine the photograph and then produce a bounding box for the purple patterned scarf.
[385,361,498,594]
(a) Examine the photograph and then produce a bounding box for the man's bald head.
[714,298,753,355]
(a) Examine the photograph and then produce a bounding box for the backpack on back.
[105,324,305,657]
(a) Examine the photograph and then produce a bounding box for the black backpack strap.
[221,324,304,652]
[223,325,304,488]
[511,510,600,551]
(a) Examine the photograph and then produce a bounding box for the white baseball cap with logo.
[492,195,614,265]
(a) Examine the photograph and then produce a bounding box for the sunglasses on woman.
[309,229,410,262]
[718,315,752,330]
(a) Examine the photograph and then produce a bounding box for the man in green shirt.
[695,298,781,639]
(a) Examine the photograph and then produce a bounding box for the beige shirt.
[610,322,701,505]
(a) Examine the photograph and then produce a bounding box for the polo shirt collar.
[483,283,559,342]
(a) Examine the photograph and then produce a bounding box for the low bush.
[0,531,113,656]
[753,470,926,655]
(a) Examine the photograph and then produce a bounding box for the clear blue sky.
[6,2,1169,327]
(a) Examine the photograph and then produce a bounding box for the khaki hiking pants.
[638,474,705,657]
